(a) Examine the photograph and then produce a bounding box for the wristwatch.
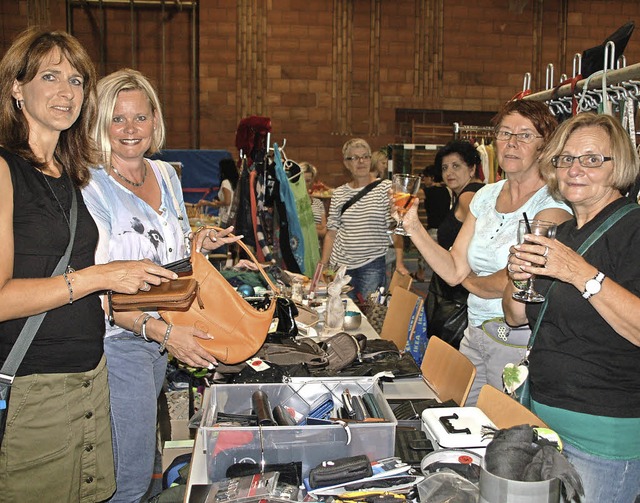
[582,271,605,299]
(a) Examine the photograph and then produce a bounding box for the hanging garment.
[254,165,274,263]
[287,161,320,276]
[233,162,256,249]
[273,145,305,274]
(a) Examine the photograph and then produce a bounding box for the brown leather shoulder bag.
[160,228,280,364]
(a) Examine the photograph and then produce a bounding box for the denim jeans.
[562,442,640,503]
[104,334,167,503]
[347,255,386,302]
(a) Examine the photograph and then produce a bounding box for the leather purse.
[109,278,200,312]
[308,454,372,489]
[160,228,280,364]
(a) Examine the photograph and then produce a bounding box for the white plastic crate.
[199,378,396,482]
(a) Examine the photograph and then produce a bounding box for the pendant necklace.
[111,162,147,187]
[40,168,71,228]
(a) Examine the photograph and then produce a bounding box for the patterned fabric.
[311,197,325,224]
[254,167,273,262]
[326,179,393,269]
[273,146,305,272]
[82,160,190,337]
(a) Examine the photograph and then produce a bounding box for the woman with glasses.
[398,100,572,405]
[321,138,406,302]
[504,113,640,503]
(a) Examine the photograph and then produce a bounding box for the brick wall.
[2,0,639,187]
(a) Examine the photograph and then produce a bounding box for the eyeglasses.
[551,154,613,169]
[345,154,372,162]
[495,130,543,144]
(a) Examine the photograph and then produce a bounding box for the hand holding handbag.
[160,227,281,364]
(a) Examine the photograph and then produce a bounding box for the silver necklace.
[40,169,71,228]
[111,163,147,187]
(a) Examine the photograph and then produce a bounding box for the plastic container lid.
[420,448,483,485]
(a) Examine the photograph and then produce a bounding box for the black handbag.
[425,272,468,349]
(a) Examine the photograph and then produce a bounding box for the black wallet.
[395,428,434,466]
[308,454,373,489]
[162,256,193,275]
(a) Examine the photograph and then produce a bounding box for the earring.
[15,99,23,110]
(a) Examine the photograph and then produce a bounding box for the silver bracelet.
[62,271,74,304]
[132,313,148,336]
[141,315,153,342]
[159,323,173,353]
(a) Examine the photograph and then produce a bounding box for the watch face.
[586,278,601,294]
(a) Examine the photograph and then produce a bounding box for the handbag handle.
[200,226,281,294]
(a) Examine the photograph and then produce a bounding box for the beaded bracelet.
[140,315,153,342]
[132,312,148,336]
[159,323,173,353]
[62,271,74,304]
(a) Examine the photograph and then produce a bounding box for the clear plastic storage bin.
[199,378,396,482]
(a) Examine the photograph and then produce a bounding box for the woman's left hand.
[193,225,243,253]
[165,323,218,369]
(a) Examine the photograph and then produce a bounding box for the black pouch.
[308,454,373,489]
[226,461,302,487]
[395,428,434,467]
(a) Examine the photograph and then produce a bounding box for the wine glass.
[390,174,421,236]
[512,219,557,303]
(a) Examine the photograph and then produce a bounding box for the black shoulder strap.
[340,179,383,215]
[0,189,78,381]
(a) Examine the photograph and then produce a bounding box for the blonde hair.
[342,138,371,158]
[92,68,166,165]
[371,150,388,175]
[539,112,639,199]
[300,161,317,180]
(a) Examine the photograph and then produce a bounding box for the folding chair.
[379,287,423,351]
[476,384,548,429]
[420,336,476,406]
[388,270,413,294]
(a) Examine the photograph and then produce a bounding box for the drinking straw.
[522,212,532,233]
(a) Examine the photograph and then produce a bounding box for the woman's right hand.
[97,258,177,293]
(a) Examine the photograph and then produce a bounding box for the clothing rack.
[522,62,640,114]
[453,123,495,141]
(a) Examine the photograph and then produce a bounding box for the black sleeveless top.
[437,182,484,251]
[0,147,104,375]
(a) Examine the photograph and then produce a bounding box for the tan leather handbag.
[160,228,280,364]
